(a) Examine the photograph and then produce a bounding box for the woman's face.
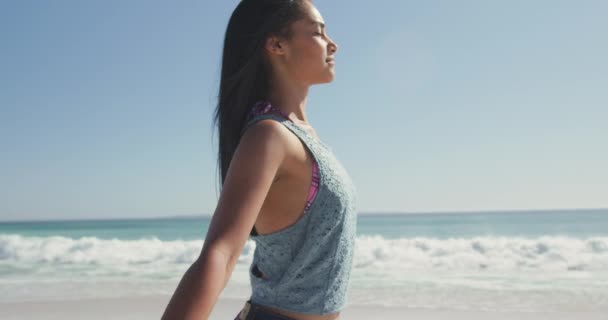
[265,2,339,85]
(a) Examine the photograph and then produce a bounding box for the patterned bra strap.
[248,100,291,120]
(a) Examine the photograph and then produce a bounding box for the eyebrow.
[308,19,325,29]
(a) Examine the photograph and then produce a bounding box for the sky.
[1,0,606,221]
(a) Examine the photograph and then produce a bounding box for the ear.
[265,35,287,57]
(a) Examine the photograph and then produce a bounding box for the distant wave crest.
[1,234,607,274]
[354,234,608,272]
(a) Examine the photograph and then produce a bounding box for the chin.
[312,78,334,85]
[319,73,336,84]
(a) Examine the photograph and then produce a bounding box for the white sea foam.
[354,234,608,272]
[1,234,607,276]
[1,233,607,310]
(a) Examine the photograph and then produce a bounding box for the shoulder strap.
[240,113,289,138]
[239,101,323,152]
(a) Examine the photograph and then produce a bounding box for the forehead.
[294,3,325,29]
[298,18,325,30]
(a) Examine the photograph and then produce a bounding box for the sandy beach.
[0,294,605,320]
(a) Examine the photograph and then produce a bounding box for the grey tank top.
[239,102,358,315]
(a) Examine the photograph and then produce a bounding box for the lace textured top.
[239,100,358,315]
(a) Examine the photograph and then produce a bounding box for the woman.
[161,1,357,319]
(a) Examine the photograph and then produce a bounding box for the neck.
[267,79,312,126]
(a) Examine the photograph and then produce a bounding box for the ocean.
[1,208,607,312]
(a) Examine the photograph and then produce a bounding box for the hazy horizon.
[1,207,606,223]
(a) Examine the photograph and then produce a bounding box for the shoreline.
[0,294,605,320]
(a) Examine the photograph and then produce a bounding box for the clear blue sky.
[1,1,606,221]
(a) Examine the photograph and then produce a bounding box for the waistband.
[235,299,298,320]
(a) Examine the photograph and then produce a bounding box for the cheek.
[284,40,327,80]
[286,51,317,76]
[291,39,324,63]
[295,48,325,70]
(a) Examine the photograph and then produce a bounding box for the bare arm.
[160,120,287,320]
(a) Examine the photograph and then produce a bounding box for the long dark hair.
[212,0,308,235]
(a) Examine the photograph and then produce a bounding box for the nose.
[328,37,338,54]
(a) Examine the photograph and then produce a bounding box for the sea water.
[1,208,607,312]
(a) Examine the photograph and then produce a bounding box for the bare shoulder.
[239,118,293,166]
[199,118,290,263]
[242,118,289,144]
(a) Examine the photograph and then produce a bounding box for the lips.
[326,57,335,63]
